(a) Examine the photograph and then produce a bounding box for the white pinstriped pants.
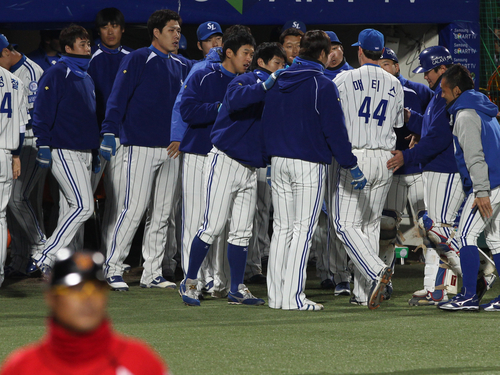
[33,149,94,267]
[0,150,13,285]
[7,129,47,271]
[104,145,178,285]
[385,173,425,219]
[267,157,326,310]
[333,149,393,302]
[458,187,500,254]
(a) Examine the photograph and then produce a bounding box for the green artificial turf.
[1,263,500,375]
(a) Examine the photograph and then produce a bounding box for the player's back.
[334,64,403,150]
[0,67,25,150]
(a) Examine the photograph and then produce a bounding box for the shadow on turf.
[306,366,500,375]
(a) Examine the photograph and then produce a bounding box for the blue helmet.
[381,47,398,63]
[413,46,453,73]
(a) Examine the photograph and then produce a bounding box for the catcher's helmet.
[413,46,453,73]
[380,47,398,63]
[50,249,106,287]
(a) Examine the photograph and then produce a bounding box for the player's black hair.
[441,64,474,93]
[249,42,286,71]
[95,8,125,30]
[432,64,453,73]
[222,31,255,62]
[279,28,304,45]
[222,25,252,44]
[147,9,182,42]
[298,30,330,62]
[59,24,90,52]
[362,48,382,61]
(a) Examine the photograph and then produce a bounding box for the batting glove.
[350,165,367,190]
[36,146,51,168]
[100,133,116,161]
[92,153,101,174]
[262,69,285,91]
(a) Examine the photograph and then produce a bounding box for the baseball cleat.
[201,280,214,294]
[140,276,176,289]
[298,298,324,311]
[480,295,500,312]
[228,284,265,306]
[368,266,392,310]
[180,278,200,306]
[4,265,27,279]
[409,292,448,306]
[320,278,335,290]
[384,281,393,301]
[349,297,368,306]
[26,258,39,274]
[438,292,479,311]
[38,263,52,281]
[123,264,131,273]
[106,276,129,291]
[412,289,428,298]
[334,281,351,296]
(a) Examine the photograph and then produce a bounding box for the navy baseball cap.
[0,34,9,50]
[50,249,106,287]
[283,20,306,33]
[381,47,398,63]
[197,21,222,41]
[179,34,187,50]
[325,31,341,44]
[352,29,384,51]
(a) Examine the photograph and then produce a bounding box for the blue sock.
[493,253,500,272]
[430,264,446,301]
[186,236,211,280]
[227,243,248,293]
[460,245,480,297]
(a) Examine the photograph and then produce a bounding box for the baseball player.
[0,34,47,277]
[101,10,193,291]
[324,31,353,80]
[30,24,100,276]
[26,30,62,71]
[180,39,285,307]
[0,66,27,286]
[332,29,403,309]
[387,46,464,306]
[262,30,365,311]
[87,8,133,256]
[377,47,433,299]
[437,65,500,311]
[279,27,304,67]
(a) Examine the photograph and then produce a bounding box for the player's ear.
[226,48,234,60]
[257,58,265,69]
[153,28,160,40]
[64,44,72,54]
[197,41,203,52]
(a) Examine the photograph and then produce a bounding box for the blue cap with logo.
[351,28,384,51]
[381,47,398,63]
[282,20,306,33]
[197,21,222,41]
[0,34,10,50]
[179,34,187,50]
[325,31,341,44]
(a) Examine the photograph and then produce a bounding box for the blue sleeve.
[170,61,205,142]
[321,82,357,169]
[101,53,143,136]
[180,71,220,126]
[32,70,60,147]
[12,132,25,156]
[406,109,423,134]
[403,99,451,167]
[225,77,266,113]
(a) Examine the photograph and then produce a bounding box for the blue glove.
[350,165,367,190]
[92,153,101,174]
[262,69,286,91]
[100,133,116,161]
[36,146,51,168]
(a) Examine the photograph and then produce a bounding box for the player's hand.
[472,196,493,218]
[100,133,116,161]
[92,153,101,174]
[167,141,181,159]
[404,108,411,123]
[12,155,20,179]
[36,146,51,168]
[405,133,420,149]
[350,165,367,190]
[262,69,285,91]
[387,150,404,172]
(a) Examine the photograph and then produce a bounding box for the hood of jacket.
[277,56,325,93]
[448,89,499,118]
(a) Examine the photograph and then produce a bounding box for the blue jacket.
[448,89,500,195]
[171,47,222,143]
[262,56,357,168]
[32,60,99,150]
[88,44,133,127]
[211,69,269,168]
[402,79,458,173]
[27,47,61,71]
[101,46,193,147]
[324,60,353,80]
[395,75,433,175]
[179,63,236,155]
